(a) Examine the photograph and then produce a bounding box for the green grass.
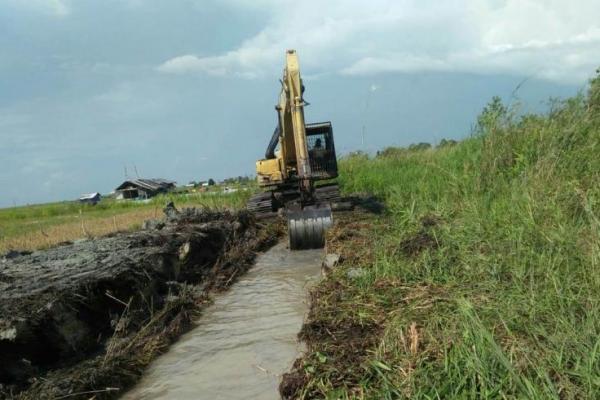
[302,73,599,398]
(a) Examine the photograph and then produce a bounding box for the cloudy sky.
[1,0,598,207]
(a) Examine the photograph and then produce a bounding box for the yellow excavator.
[247,50,341,250]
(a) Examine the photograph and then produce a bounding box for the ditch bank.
[279,211,382,399]
[0,207,281,399]
[279,208,441,399]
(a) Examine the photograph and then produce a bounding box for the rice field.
[0,189,250,253]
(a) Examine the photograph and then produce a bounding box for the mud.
[398,214,441,257]
[0,208,281,399]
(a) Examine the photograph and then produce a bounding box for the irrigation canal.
[123,242,323,399]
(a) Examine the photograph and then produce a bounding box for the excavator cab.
[306,122,338,180]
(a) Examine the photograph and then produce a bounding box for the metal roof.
[306,121,332,129]
[79,192,101,200]
[115,178,176,192]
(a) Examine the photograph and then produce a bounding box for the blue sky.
[1,0,599,207]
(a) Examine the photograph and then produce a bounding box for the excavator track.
[314,183,342,203]
[246,191,276,218]
[246,184,342,219]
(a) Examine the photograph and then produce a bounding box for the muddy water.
[123,242,323,400]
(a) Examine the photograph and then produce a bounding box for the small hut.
[79,192,101,205]
[115,179,176,200]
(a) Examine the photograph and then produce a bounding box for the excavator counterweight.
[247,50,340,250]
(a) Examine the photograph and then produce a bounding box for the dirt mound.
[0,207,281,399]
[398,214,441,257]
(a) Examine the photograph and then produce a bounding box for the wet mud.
[0,208,281,399]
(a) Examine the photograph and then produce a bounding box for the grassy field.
[0,189,250,253]
[292,73,599,398]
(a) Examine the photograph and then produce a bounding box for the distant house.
[79,192,101,205]
[115,179,176,200]
[223,187,238,194]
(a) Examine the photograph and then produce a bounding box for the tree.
[476,96,508,135]
[408,142,432,151]
[438,138,458,148]
[208,178,215,186]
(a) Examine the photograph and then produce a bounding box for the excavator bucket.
[287,204,333,250]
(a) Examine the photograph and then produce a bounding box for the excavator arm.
[283,51,313,199]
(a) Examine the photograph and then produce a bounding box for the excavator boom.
[284,51,311,194]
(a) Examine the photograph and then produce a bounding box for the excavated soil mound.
[0,208,280,399]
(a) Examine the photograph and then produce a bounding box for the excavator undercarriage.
[246,183,341,219]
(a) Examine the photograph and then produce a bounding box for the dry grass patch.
[0,208,159,253]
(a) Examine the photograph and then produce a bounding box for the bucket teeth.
[287,205,333,250]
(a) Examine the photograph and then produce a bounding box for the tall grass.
[314,74,599,398]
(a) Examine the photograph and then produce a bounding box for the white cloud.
[52,0,69,16]
[6,0,70,17]
[157,55,228,76]
[93,82,134,103]
[158,0,600,83]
